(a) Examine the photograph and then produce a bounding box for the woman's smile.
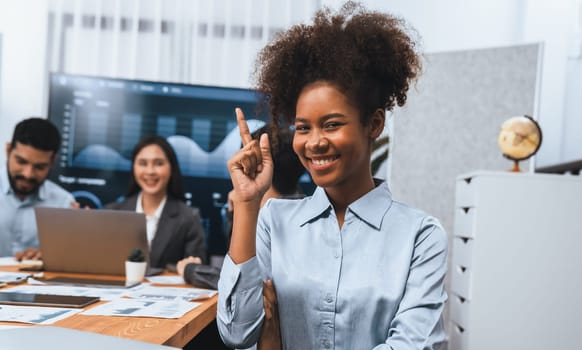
[293,81,378,200]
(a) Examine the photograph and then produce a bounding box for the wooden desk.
[0,267,217,348]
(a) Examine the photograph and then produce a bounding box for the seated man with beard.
[0,117,74,260]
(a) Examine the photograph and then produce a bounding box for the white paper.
[146,275,185,285]
[0,272,31,284]
[81,299,200,319]
[124,285,217,302]
[0,257,19,266]
[0,304,80,324]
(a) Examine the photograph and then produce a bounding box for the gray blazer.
[106,194,207,268]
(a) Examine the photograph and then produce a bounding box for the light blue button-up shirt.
[0,165,74,256]
[218,181,448,349]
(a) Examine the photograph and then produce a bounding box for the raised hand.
[227,108,273,204]
[227,108,274,263]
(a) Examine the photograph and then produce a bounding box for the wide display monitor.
[46,73,273,255]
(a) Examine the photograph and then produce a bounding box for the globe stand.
[510,160,521,172]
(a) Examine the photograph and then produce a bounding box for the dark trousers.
[184,320,231,350]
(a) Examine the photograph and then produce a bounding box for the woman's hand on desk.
[14,247,42,261]
[176,256,202,276]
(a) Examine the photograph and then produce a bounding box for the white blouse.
[136,192,167,247]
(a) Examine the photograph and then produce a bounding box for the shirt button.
[325,295,333,303]
[323,339,331,348]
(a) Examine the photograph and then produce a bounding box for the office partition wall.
[389,43,542,236]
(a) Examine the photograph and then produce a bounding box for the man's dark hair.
[11,117,61,154]
[252,125,305,195]
[126,135,186,201]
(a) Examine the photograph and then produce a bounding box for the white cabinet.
[448,171,582,350]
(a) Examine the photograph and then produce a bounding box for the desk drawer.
[449,293,470,329]
[449,321,469,350]
[452,236,474,269]
[455,178,476,208]
[453,207,476,239]
[450,263,472,300]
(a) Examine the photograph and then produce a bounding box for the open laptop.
[0,326,180,350]
[35,207,152,276]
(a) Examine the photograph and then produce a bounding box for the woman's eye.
[295,125,309,132]
[325,122,341,129]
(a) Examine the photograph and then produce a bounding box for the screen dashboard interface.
[47,73,270,255]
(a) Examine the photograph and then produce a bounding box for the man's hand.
[14,247,42,261]
[258,279,282,350]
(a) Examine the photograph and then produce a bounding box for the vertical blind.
[46,0,319,88]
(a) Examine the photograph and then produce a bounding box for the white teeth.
[313,158,334,165]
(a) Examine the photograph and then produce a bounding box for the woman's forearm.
[228,199,262,263]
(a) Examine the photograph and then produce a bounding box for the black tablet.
[0,292,99,308]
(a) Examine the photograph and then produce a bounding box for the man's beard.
[8,173,42,197]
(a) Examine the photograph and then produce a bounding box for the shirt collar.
[296,186,334,226]
[37,179,48,201]
[347,180,393,230]
[136,191,167,219]
[297,180,393,229]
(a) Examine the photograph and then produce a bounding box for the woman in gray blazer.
[106,136,206,268]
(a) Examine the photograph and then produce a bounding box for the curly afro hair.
[254,1,422,128]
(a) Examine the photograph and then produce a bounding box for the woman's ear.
[368,109,385,139]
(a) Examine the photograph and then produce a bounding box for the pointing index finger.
[236,108,253,146]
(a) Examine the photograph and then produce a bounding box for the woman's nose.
[306,133,329,150]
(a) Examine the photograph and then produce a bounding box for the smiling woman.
[133,143,173,203]
[218,2,448,349]
[292,81,385,222]
[105,136,207,268]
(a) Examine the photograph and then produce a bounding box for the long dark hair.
[126,136,185,201]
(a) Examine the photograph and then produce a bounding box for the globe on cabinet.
[497,115,542,172]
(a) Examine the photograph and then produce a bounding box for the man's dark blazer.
[106,194,207,268]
